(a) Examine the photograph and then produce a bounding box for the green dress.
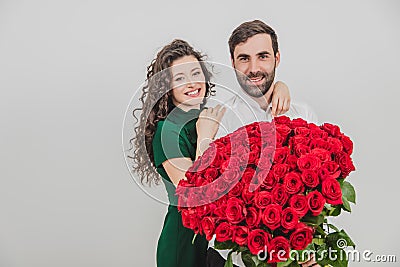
[152,104,208,267]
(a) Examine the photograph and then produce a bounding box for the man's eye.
[239,57,248,62]
[259,55,268,59]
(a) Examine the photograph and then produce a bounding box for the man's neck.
[249,84,274,111]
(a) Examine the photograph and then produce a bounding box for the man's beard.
[235,64,276,98]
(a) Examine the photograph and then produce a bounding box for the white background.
[1,0,399,266]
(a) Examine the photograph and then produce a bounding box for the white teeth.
[186,89,199,96]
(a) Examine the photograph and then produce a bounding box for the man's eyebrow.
[236,53,250,59]
[257,51,271,56]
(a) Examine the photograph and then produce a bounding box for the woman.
[131,39,291,267]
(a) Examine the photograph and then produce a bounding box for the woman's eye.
[193,71,201,76]
[175,76,184,82]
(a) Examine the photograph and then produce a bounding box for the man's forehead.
[233,33,273,56]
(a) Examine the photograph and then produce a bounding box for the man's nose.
[249,59,260,74]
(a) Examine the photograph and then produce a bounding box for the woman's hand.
[271,81,291,117]
[196,105,226,158]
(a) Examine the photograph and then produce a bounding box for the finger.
[216,107,227,122]
[271,98,278,117]
[282,99,289,114]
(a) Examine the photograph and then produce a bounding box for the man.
[206,20,320,267]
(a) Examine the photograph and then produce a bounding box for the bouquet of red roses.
[176,116,356,267]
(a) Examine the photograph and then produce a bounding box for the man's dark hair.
[229,20,279,59]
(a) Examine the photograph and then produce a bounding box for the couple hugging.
[132,20,319,267]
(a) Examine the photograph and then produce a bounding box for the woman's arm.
[271,81,291,116]
[162,105,226,186]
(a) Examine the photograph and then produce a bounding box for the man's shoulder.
[286,101,318,123]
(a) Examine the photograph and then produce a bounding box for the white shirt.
[209,87,318,266]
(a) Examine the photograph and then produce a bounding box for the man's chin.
[242,85,268,98]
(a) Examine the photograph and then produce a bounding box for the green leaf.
[341,196,352,212]
[224,251,234,267]
[215,240,238,250]
[315,225,326,237]
[326,230,356,249]
[312,237,325,246]
[241,252,256,267]
[301,214,324,226]
[326,223,340,232]
[277,257,293,267]
[328,205,342,216]
[341,181,356,204]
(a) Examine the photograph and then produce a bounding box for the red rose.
[276,124,292,137]
[310,128,328,139]
[204,168,219,182]
[212,201,227,221]
[260,170,279,191]
[294,144,311,157]
[228,180,244,197]
[268,236,290,263]
[290,135,310,147]
[246,207,262,229]
[226,197,246,224]
[286,155,298,170]
[335,151,356,178]
[283,172,304,194]
[311,148,331,162]
[215,222,232,242]
[248,229,271,255]
[272,164,290,180]
[274,116,291,125]
[275,132,285,147]
[248,150,260,165]
[309,138,330,150]
[255,191,273,209]
[340,134,353,154]
[233,225,249,246]
[196,203,214,218]
[327,137,343,153]
[294,126,310,136]
[291,118,308,128]
[307,191,326,216]
[274,147,289,164]
[201,216,215,241]
[301,170,320,188]
[321,161,341,178]
[272,184,289,206]
[242,168,256,184]
[297,154,322,172]
[289,194,309,217]
[262,204,282,231]
[281,207,299,230]
[321,178,343,205]
[321,123,341,137]
[289,223,314,250]
[242,184,256,204]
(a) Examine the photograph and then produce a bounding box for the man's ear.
[231,57,235,68]
[275,51,281,68]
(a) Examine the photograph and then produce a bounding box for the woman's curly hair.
[130,39,215,185]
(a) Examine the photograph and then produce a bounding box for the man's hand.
[271,81,291,117]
